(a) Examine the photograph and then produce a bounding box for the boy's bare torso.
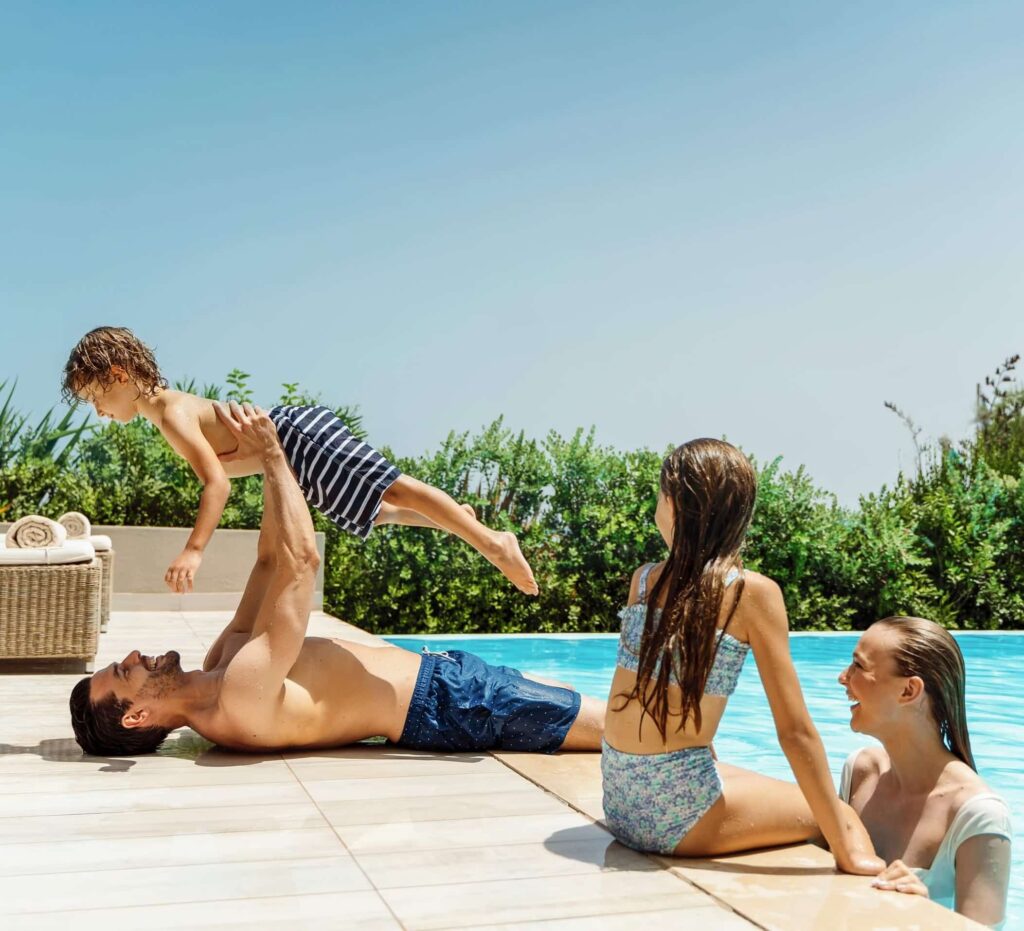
[195,638,423,752]
[155,390,266,478]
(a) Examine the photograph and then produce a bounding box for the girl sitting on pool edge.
[839,616,1012,926]
[601,438,883,874]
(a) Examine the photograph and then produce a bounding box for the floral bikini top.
[615,562,750,696]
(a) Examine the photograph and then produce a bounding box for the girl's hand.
[871,860,929,897]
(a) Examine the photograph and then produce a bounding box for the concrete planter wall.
[0,524,325,611]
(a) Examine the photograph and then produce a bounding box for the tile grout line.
[487,752,768,931]
[283,755,408,931]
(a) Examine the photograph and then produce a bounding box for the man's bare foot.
[487,531,539,595]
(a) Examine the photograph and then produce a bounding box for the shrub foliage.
[2,362,1022,633]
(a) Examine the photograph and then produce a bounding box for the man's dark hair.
[69,677,171,756]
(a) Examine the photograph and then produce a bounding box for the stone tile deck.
[0,611,981,929]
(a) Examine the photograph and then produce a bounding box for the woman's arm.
[955,834,1011,926]
[746,577,883,874]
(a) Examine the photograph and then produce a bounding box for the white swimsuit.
[840,749,1012,910]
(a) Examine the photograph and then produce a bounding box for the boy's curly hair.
[61,326,167,404]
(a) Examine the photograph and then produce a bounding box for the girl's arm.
[745,577,883,874]
[160,407,231,593]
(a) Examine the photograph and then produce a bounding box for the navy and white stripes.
[268,404,401,540]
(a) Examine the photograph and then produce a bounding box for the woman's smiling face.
[838,625,912,736]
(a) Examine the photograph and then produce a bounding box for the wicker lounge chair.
[0,540,102,668]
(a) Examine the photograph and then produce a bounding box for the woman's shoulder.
[942,762,1009,821]
[846,745,887,781]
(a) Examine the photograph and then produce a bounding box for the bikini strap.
[637,563,656,601]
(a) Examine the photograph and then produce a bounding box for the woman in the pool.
[838,616,1012,926]
[602,438,882,874]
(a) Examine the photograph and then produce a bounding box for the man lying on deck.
[69,402,605,758]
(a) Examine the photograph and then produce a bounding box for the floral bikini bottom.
[601,740,722,854]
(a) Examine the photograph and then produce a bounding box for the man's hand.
[166,548,203,594]
[871,859,929,897]
[214,401,282,463]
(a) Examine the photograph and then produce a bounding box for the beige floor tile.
[286,750,503,780]
[0,743,279,775]
[478,903,756,930]
[0,778,311,817]
[664,846,981,930]
[0,760,294,793]
[336,812,605,855]
[0,802,326,843]
[379,869,708,930]
[0,827,345,876]
[356,835,659,889]
[0,855,369,915]
[304,769,533,803]
[13,891,400,930]
[318,788,572,826]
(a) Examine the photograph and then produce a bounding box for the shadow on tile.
[544,824,660,872]
[0,737,137,772]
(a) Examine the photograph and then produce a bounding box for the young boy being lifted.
[61,326,537,596]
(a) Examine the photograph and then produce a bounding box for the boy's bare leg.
[375,500,476,530]
[381,475,538,595]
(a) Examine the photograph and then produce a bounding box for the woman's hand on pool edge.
[871,859,929,897]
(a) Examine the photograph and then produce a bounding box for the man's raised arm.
[213,402,320,683]
[203,473,277,671]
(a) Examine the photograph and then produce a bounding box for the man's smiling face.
[89,650,184,714]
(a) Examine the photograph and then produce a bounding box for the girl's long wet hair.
[618,438,757,741]
[874,616,977,771]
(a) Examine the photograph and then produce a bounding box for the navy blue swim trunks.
[397,650,582,753]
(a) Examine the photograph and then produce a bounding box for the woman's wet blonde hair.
[874,616,977,771]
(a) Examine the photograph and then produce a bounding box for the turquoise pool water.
[386,632,1022,927]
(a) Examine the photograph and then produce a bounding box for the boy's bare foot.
[488,531,539,595]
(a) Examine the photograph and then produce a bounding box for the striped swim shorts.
[268,404,401,540]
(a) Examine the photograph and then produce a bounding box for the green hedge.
[2,368,1022,632]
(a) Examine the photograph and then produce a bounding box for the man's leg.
[382,475,538,595]
[557,694,605,751]
[512,670,602,749]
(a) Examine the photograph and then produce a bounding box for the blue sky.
[3,1,1022,503]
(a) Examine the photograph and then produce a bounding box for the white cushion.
[0,539,96,566]
[89,534,113,552]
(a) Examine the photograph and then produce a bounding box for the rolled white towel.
[6,515,67,549]
[58,511,92,540]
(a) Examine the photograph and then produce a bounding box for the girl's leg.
[381,475,539,595]
[673,763,821,856]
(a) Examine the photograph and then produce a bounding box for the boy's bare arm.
[160,406,232,593]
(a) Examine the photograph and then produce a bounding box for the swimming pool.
[386,632,1023,928]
